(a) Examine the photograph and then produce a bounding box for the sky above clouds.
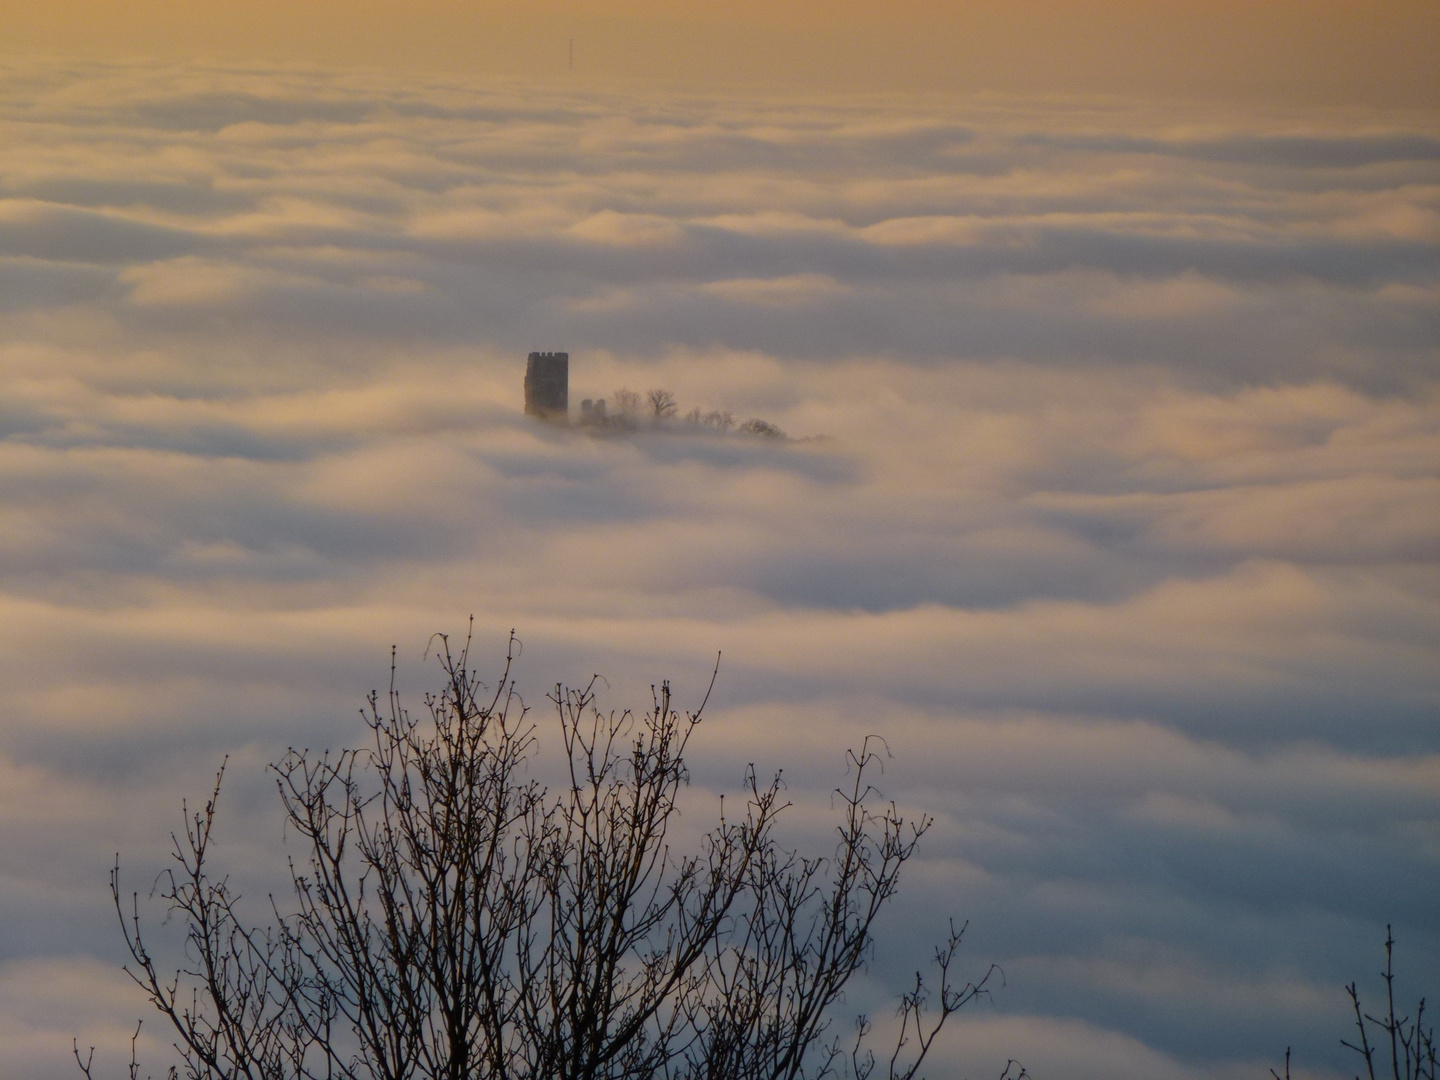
[0,53,1437,1080]
[6,1,1440,106]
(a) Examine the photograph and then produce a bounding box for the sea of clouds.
[0,59,1436,1080]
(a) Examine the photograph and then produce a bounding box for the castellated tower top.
[524,351,568,420]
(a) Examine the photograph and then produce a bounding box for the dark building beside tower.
[524,351,568,420]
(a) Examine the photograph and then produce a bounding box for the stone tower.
[524,351,568,420]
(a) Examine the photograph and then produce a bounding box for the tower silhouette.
[524,352,569,420]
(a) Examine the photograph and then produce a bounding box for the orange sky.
[5,0,1438,105]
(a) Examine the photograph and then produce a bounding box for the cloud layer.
[0,59,1436,1080]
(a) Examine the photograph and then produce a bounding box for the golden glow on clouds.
[0,60,1436,1080]
[5,0,1440,105]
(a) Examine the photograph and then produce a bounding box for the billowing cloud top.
[0,59,1436,1080]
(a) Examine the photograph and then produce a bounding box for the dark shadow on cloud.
[120,92,377,132]
[995,685,1439,757]
[116,272,462,339]
[424,110,979,179]
[382,99,605,126]
[0,404,54,442]
[656,227,1440,290]
[414,221,1439,294]
[494,477,662,527]
[3,178,255,217]
[479,441,854,530]
[585,125,980,178]
[18,421,345,462]
[623,432,858,482]
[1019,131,1440,168]
[479,429,854,483]
[737,547,1222,614]
[0,257,115,311]
[718,659,1437,758]
[0,205,198,264]
[982,809,1438,933]
[969,838,1436,1066]
[1022,228,1440,287]
[0,482,485,584]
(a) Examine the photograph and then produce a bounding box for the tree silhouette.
[79,631,1007,1080]
[646,388,678,420]
[702,411,735,434]
[1270,927,1435,1080]
[611,388,642,422]
[738,419,786,440]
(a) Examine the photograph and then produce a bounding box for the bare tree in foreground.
[1270,926,1435,1080]
[81,631,1009,1080]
